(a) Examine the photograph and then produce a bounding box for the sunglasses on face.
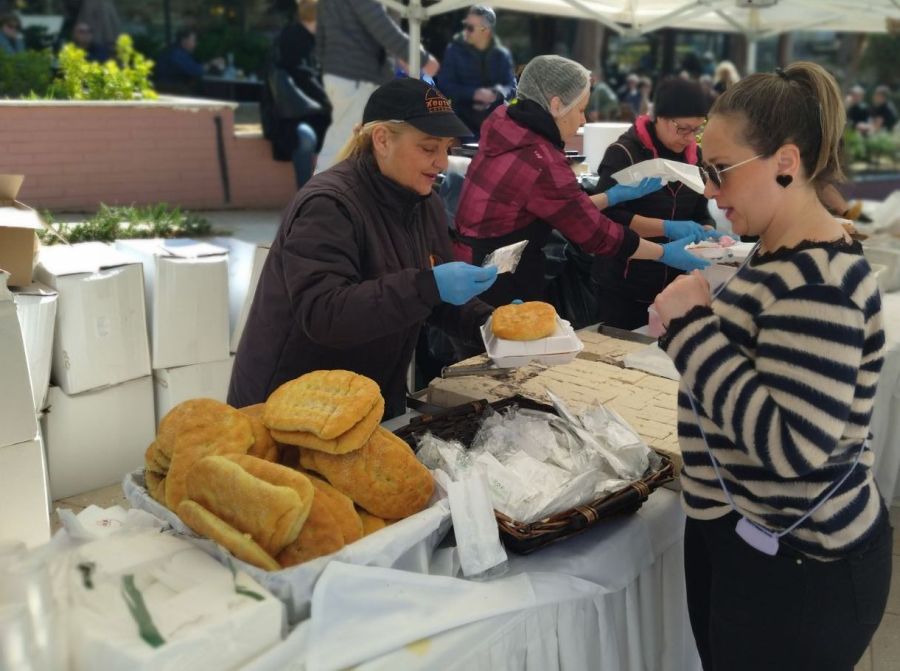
[698,154,763,188]
[670,119,706,137]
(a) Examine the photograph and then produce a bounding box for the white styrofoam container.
[0,272,38,448]
[115,239,230,370]
[210,237,269,353]
[481,316,584,368]
[0,432,51,548]
[153,357,234,427]
[34,242,151,395]
[13,282,57,412]
[863,236,900,294]
[43,376,155,500]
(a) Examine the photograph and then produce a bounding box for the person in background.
[229,78,494,419]
[870,84,897,133]
[618,72,642,117]
[846,84,871,130]
[154,28,225,93]
[653,61,891,671]
[71,22,110,62]
[434,5,515,139]
[263,0,332,189]
[698,73,717,105]
[712,60,740,95]
[637,75,653,116]
[586,70,619,121]
[76,0,120,54]
[593,76,718,329]
[315,0,440,173]
[454,55,711,307]
[0,13,24,54]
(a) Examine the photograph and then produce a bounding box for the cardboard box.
[211,237,270,353]
[42,376,155,500]
[0,272,38,448]
[13,281,58,412]
[0,175,43,287]
[153,357,234,426]
[34,242,151,395]
[116,239,230,369]
[0,433,51,548]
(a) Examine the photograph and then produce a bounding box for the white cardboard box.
[211,237,269,353]
[34,242,151,395]
[43,376,155,500]
[0,272,38,448]
[153,357,234,426]
[116,239,230,369]
[0,433,51,548]
[13,281,58,412]
[0,174,43,287]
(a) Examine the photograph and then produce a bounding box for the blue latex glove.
[605,177,664,207]
[511,299,523,304]
[663,220,724,243]
[433,262,498,306]
[659,237,711,272]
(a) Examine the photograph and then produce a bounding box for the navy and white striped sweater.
[659,239,886,559]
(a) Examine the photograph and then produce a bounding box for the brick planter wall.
[0,97,297,211]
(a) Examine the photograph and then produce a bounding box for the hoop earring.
[775,174,793,188]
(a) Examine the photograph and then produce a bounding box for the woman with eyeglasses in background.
[653,61,892,671]
[593,76,722,329]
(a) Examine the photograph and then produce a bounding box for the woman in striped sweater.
[653,62,892,670]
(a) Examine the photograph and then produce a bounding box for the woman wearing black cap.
[229,78,495,419]
[593,76,719,329]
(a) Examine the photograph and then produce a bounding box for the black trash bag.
[545,239,600,331]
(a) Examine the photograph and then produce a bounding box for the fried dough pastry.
[185,456,305,557]
[222,454,315,532]
[263,370,381,438]
[357,509,387,536]
[177,500,280,571]
[238,403,279,461]
[306,474,363,543]
[270,397,384,455]
[159,399,254,510]
[276,493,345,567]
[299,427,433,520]
[491,301,557,341]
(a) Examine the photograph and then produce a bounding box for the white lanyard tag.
[735,517,779,556]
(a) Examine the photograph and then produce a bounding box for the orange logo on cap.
[425,87,452,114]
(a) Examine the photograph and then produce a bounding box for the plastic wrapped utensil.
[481,240,528,274]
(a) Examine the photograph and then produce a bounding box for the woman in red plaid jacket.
[454,55,714,306]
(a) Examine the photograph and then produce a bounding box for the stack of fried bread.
[491,301,558,341]
[141,370,434,571]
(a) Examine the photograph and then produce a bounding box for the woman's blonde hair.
[710,61,846,186]
[333,120,413,163]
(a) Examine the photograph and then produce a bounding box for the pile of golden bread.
[491,300,558,341]
[143,370,434,571]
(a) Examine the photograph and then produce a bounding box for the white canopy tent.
[380,0,900,75]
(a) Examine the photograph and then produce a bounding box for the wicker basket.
[394,395,675,554]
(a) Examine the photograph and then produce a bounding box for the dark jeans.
[291,122,318,189]
[684,511,892,671]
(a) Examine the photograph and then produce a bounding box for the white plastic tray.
[481,316,584,368]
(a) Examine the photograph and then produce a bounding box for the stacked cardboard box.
[36,243,155,499]
[116,239,234,425]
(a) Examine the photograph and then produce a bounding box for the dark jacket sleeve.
[435,43,477,102]
[279,27,328,106]
[282,196,441,349]
[596,142,639,227]
[493,48,516,99]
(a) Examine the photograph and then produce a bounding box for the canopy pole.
[408,0,424,79]
[746,38,758,74]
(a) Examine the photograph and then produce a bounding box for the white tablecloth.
[246,488,700,671]
[872,291,900,504]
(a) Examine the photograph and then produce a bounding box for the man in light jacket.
[314,0,439,173]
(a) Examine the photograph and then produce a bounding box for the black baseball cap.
[362,78,471,138]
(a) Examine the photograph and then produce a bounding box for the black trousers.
[684,511,892,671]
